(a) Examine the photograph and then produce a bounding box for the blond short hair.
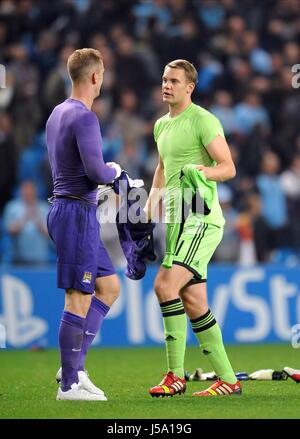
[165,59,198,85]
[67,48,103,83]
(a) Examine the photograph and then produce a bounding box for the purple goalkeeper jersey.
[46,98,116,203]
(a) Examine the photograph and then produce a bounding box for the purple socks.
[59,310,85,391]
[59,297,110,391]
[78,296,110,371]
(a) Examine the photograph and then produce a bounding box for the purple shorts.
[47,198,115,293]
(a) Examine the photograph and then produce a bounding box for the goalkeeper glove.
[106,162,122,180]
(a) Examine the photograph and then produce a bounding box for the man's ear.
[187,82,195,95]
[92,72,97,84]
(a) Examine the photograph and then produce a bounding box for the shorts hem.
[186,278,207,286]
[172,260,204,281]
[96,270,116,278]
[57,282,94,294]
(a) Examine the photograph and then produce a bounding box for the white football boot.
[56,382,107,401]
[56,367,106,397]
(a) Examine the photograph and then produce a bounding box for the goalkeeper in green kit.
[144,59,241,397]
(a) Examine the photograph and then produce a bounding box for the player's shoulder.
[191,103,220,122]
[154,113,169,127]
[70,104,98,130]
[57,99,96,121]
[153,113,169,139]
[190,104,223,133]
[69,101,95,118]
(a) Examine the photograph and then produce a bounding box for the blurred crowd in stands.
[0,0,300,266]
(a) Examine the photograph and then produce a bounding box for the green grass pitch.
[0,344,299,419]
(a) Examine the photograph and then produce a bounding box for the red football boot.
[149,371,186,397]
[193,379,242,396]
[284,367,300,383]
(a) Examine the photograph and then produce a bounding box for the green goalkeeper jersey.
[154,102,225,227]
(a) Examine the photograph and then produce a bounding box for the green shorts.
[162,214,223,281]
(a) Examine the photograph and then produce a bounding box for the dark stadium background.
[0,0,300,421]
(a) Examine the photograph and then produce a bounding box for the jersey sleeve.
[198,114,225,149]
[73,110,116,184]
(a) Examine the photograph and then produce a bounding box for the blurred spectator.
[197,52,223,94]
[280,153,300,202]
[17,131,49,198]
[234,92,270,136]
[0,70,14,110]
[115,138,146,179]
[92,97,122,163]
[8,44,41,154]
[164,17,203,64]
[42,44,74,117]
[214,184,240,263]
[114,34,153,99]
[236,192,277,265]
[132,0,171,37]
[33,30,58,77]
[280,153,300,257]
[0,112,16,213]
[256,151,290,261]
[198,0,225,30]
[236,193,259,265]
[3,181,50,265]
[113,89,147,177]
[242,30,273,76]
[113,89,146,146]
[210,91,236,136]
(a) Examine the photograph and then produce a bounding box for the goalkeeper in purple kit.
[46,48,121,401]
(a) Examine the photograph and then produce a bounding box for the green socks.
[159,302,236,384]
[160,298,187,379]
[191,309,236,384]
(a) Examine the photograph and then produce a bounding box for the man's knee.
[180,289,208,319]
[183,299,208,318]
[154,278,166,297]
[154,277,178,301]
[65,289,91,317]
[95,275,120,305]
[105,282,120,302]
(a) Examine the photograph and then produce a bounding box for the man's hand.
[106,162,122,179]
[195,165,214,179]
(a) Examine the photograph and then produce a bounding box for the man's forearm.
[196,161,236,182]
